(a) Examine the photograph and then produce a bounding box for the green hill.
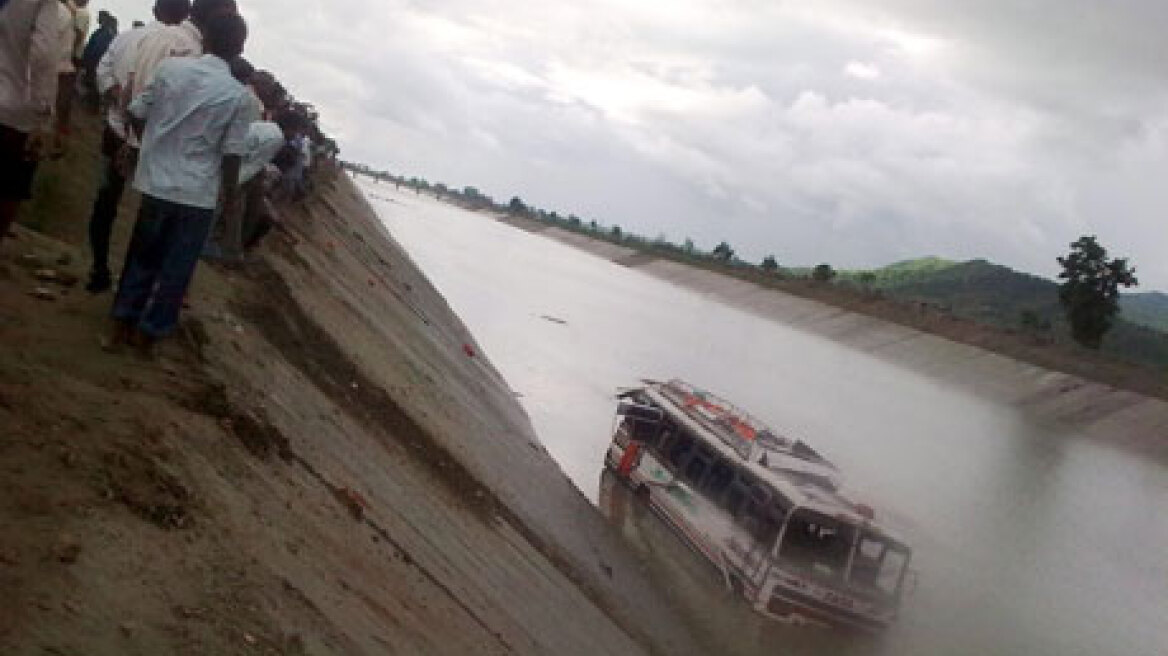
[1120,292,1168,332]
[842,258,1168,369]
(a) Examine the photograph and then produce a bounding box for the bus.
[604,380,913,632]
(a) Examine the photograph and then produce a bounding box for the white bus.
[605,380,913,632]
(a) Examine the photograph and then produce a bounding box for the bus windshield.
[849,531,910,599]
[777,509,856,583]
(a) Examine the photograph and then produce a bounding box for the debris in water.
[539,314,568,326]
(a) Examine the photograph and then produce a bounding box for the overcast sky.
[101,0,1168,290]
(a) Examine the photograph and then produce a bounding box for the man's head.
[202,12,247,61]
[251,71,284,109]
[190,0,238,31]
[153,0,191,26]
[275,110,306,139]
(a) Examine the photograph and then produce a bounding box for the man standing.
[79,9,116,109]
[127,0,236,103]
[84,0,189,292]
[52,0,87,150]
[110,12,250,351]
[0,0,60,244]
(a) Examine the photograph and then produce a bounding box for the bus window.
[726,478,750,517]
[702,459,735,503]
[778,509,857,583]
[684,445,716,487]
[668,433,694,470]
[754,503,786,548]
[630,417,661,445]
[739,485,771,540]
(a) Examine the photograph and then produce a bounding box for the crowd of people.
[1,0,339,354]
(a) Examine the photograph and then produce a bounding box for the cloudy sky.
[102,0,1168,290]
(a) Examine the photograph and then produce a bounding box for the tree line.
[341,165,1140,351]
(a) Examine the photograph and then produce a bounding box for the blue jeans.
[112,195,214,338]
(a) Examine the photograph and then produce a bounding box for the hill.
[1121,292,1168,332]
[843,258,1168,369]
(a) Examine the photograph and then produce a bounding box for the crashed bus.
[605,379,913,631]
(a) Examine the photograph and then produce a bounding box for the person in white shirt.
[51,0,86,145]
[84,0,190,293]
[109,12,250,351]
[239,114,302,251]
[125,0,236,105]
[0,0,61,243]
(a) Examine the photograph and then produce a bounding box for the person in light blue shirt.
[108,12,248,352]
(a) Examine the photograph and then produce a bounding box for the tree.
[1057,235,1137,349]
[812,264,836,282]
[712,242,735,262]
[858,271,876,288]
[508,196,526,215]
[610,225,622,239]
[760,255,779,272]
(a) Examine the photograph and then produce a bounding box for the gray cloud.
[98,0,1168,288]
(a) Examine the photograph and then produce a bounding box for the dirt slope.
[0,126,703,654]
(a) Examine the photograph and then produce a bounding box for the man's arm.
[126,68,160,141]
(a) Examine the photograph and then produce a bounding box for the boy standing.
[109,12,249,350]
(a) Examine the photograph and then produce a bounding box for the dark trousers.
[87,126,129,278]
[112,195,214,338]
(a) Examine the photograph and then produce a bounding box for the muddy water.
[366,184,1168,656]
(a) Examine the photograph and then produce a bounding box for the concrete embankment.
[0,161,703,653]
[500,221,1168,460]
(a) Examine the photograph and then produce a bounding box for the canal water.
[365,183,1168,656]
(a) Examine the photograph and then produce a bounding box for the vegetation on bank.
[341,165,1168,375]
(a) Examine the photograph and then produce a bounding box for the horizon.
[98,0,1168,292]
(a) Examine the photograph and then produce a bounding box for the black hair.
[275,109,306,135]
[191,0,238,29]
[153,0,191,25]
[202,12,248,60]
[229,56,255,84]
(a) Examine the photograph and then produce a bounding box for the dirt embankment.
[0,122,704,654]
[469,209,1168,457]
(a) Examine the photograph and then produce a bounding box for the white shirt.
[95,22,156,139]
[70,4,88,60]
[129,55,251,209]
[0,0,61,132]
[128,19,200,101]
[240,121,284,183]
[55,2,74,73]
